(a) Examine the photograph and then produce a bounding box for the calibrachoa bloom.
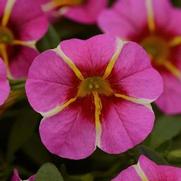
[26,34,162,159]
[0,0,48,79]
[98,0,181,114]
[112,155,181,181]
[39,0,107,24]
[11,169,34,181]
[0,58,10,105]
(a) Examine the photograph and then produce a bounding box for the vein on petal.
[92,91,102,147]
[40,97,77,118]
[145,0,155,32]
[133,162,149,181]
[163,61,181,80]
[1,0,16,26]
[169,36,181,47]
[114,93,153,110]
[12,40,37,49]
[103,38,125,79]
[53,46,84,81]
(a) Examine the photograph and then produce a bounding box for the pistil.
[77,76,113,97]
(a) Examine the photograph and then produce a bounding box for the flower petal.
[11,169,35,181]
[98,0,147,39]
[10,46,39,79]
[100,98,154,154]
[60,34,119,77]
[153,0,181,35]
[156,71,181,114]
[39,97,96,159]
[112,166,140,181]
[26,50,79,113]
[0,59,10,105]
[117,68,163,101]
[10,0,48,41]
[139,155,181,180]
[108,42,163,101]
[0,0,6,17]
[64,0,107,24]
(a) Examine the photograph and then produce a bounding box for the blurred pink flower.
[11,169,34,181]
[0,0,48,79]
[98,0,181,114]
[39,0,107,24]
[112,155,181,181]
[26,34,162,159]
[0,58,10,105]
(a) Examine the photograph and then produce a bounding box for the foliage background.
[0,0,181,180]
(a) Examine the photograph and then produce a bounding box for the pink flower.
[0,58,10,105]
[11,169,34,181]
[0,0,48,79]
[39,0,107,24]
[26,34,162,159]
[98,0,181,114]
[112,155,181,181]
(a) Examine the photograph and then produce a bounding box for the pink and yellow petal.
[39,98,96,160]
[139,155,181,180]
[10,0,48,41]
[152,0,181,35]
[112,166,141,181]
[113,155,181,181]
[11,169,35,181]
[64,0,107,24]
[99,99,154,154]
[0,58,10,105]
[26,50,79,113]
[60,34,119,77]
[108,42,163,101]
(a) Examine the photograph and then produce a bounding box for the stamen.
[12,40,36,49]
[1,0,16,26]
[133,162,149,181]
[164,61,181,80]
[169,36,181,47]
[103,39,125,79]
[40,97,77,117]
[53,46,84,81]
[146,0,155,32]
[93,91,102,147]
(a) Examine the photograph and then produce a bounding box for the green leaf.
[149,116,181,148]
[37,25,60,51]
[35,163,64,181]
[7,109,39,162]
[138,145,168,164]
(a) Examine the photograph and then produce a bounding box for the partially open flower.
[112,155,181,181]
[26,34,163,159]
[0,0,48,79]
[0,58,10,105]
[98,0,181,114]
[11,169,34,181]
[39,0,107,24]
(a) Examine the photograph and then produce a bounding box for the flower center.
[77,76,113,97]
[141,35,170,63]
[53,0,84,7]
[0,26,14,44]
